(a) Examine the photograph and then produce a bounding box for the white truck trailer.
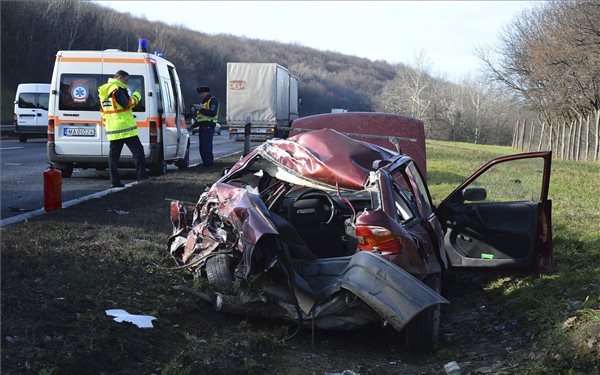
[226,62,298,141]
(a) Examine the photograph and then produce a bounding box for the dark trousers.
[198,126,215,166]
[109,135,147,184]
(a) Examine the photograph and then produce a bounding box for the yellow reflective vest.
[195,97,219,124]
[98,78,141,141]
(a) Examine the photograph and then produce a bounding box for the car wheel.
[404,272,442,352]
[18,135,27,143]
[205,254,234,290]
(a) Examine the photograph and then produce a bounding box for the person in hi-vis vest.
[190,86,219,168]
[98,70,149,188]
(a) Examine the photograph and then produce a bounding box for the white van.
[14,83,50,143]
[47,45,190,177]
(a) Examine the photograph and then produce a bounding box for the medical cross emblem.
[72,86,88,102]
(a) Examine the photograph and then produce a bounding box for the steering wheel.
[294,188,337,224]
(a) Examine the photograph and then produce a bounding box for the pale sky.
[95,1,537,81]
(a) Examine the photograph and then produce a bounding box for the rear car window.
[18,93,36,108]
[59,74,145,112]
[17,92,49,111]
[18,92,48,110]
[38,93,49,110]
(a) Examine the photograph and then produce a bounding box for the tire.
[149,159,166,176]
[404,273,442,352]
[176,143,190,170]
[18,134,27,143]
[205,254,234,290]
[54,163,73,178]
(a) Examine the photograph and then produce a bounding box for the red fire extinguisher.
[44,162,62,211]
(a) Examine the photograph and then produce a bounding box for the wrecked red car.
[167,113,553,352]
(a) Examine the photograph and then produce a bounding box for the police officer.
[190,86,219,168]
[98,70,148,188]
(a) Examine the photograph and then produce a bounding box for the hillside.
[0,0,397,123]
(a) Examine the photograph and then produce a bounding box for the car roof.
[240,128,399,190]
[290,112,427,175]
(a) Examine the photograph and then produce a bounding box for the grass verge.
[1,141,598,374]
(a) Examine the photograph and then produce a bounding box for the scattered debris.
[444,361,461,374]
[562,316,577,330]
[108,209,130,215]
[105,309,156,328]
[324,370,360,375]
[9,206,34,212]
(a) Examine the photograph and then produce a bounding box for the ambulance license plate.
[64,128,95,137]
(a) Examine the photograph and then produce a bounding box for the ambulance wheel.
[55,163,73,178]
[150,160,167,176]
[176,144,190,170]
[18,135,27,143]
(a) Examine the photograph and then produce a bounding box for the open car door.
[437,151,553,273]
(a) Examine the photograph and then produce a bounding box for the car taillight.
[149,120,158,144]
[355,225,403,254]
[48,119,55,142]
[13,113,17,126]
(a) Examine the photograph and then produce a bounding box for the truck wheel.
[205,254,234,290]
[18,135,27,143]
[176,143,190,170]
[404,273,442,352]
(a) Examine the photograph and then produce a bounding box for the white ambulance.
[14,83,50,143]
[47,43,190,177]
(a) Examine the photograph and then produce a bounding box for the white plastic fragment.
[444,361,461,374]
[105,309,156,328]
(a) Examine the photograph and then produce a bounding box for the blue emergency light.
[154,50,163,57]
[137,39,148,52]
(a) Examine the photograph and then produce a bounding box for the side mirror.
[462,187,487,202]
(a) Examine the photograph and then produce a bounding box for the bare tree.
[478,0,600,160]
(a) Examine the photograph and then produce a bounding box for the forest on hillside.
[0,0,394,120]
[1,0,598,159]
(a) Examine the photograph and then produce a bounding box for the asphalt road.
[0,131,246,224]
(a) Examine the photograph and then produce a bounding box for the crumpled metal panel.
[242,128,396,190]
[177,251,447,331]
[290,112,427,175]
[295,251,448,331]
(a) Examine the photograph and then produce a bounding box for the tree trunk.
[527,119,535,152]
[576,115,582,161]
[512,120,519,148]
[595,108,599,161]
[520,119,527,151]
[584,113,589,161]
[548,120,557,155]
[537,120,545,151]
[560,121,566,160]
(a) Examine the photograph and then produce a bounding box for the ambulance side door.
[167,65,187,159]
[159,73,176,160]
